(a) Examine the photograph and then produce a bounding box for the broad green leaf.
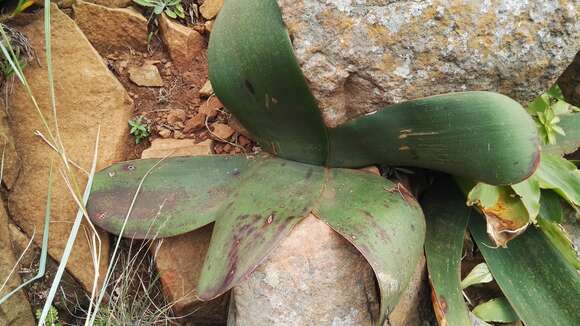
[209,0,540,185]
[466,183,529,246]
[87,155,255,238]
[197,158,325,300]
[467,183,500,208]
[316,168,425,325]
[511,178,540,222]
[539,190,563,223]
[164,8,177,19]
[534,154,579,206]
[546,84,564,101]
[472,298,518,323]
[153,5,164,15]
[461,263,493,289]
[208,0,328,164]
[330,92,540,185]
[542,113,580,156]
[470,216,580,326]
[537,216,580,270]
[527,94,550,115]
[422,177,471,326]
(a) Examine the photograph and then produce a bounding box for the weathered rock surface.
[74,1,148,54]
[200,0,224,20]
[141,138,212,158]
[6,6,132,290]
[558,52,580,106]
[128,64,164,87]
[0,106,21,190]
[143,142,227,323]
[277,0,580,126]
[83,0,131,7]
[228,215,380,325]
[0,203,35,326]
[159,14,205,70]
[388,255,433,325]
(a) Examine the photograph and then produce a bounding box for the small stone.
[158,14,205,70]
[228,116,252,138]
[128,64,164,87]
[166,109,186,124]
[173,130,185,139]
[158,127,172,138]
[199,80,214,97]
[204,20,214,33]
[200,0,224,20]
[238,135,250,146]
[199,96,223,118]
[359,166,380,176]
[142,139,212,158]
[212,123,235,140]
[183,113,207,133]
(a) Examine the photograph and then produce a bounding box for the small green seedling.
[128,116,150,144]
[35,306,61,326]
[133,0,186,19]
[527,85,579,144]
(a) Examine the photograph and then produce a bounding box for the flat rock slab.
[159,14,205,70]
[6,5,132,291]
[141,139,212,158]
[201,0,224,20]
[74,0,148,54]
[0,202,35,326]
[278,0,580,126]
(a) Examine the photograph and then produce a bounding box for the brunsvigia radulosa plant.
[87,1,580,325]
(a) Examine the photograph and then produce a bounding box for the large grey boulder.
[277,0,580,126]
[227,215,430,325]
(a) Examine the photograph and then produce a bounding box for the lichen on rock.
[277,0,580,127]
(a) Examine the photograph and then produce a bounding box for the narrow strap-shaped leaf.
[329,92,540,185]
[197,158,326,300]
[422,177,471,326]
[208,0,328,164]
[87,155,255,238]
[470,215,580,325]
[314,169,425,325]
[543,113,580,156]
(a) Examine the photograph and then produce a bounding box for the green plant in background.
[128,116,150,144]
[35,306,61,326]
[86,0,579,325]
[527,84,579,144]
[0,22,34,84]
[133,0,186,19]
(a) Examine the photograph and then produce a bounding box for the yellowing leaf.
[467,183,529,246]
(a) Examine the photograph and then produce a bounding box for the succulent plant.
[88,0,579,325]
